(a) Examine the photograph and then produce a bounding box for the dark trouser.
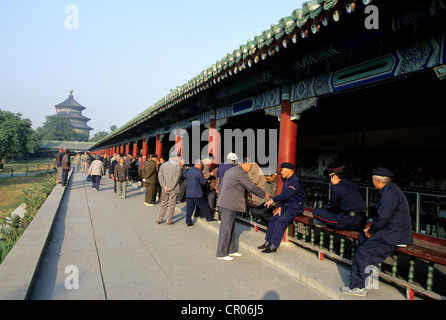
[177,180,187,202]
[92,175,102,190]
[61,169,70,186]
[145,183,156,204]
[313,208,366,231]
[265,210,301,248]
[186,197,213,225]
[349,234,397,289]
[204,188,216,213]
[252,204,275,225]
[216,207,237,257]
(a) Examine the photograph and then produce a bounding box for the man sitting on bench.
[341,167,413,297]
[313,166,366,232]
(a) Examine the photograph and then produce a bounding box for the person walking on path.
[81,152,89,173]
[55,147,64,183]
[109,154,121,193]
[142,154,158,207]
[73,152,81,173]
[184,159,215,226]
[156,151,182,225]
[88,155,105,191]
[61,149,71,186]
[259,162,306,253]
[341,167,413,297]
[114,156,129,199]
[216,158,268,261]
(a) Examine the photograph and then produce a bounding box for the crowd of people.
[55,148,413,298]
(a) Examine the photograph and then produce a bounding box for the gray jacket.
[88,160,104,176]
[217,165,266,212]
[158,159,182,194]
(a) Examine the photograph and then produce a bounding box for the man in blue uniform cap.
[258,162,306,253]
[312,166,366,231]
[341,167,413,297]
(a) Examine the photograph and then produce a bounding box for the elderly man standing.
[142,154,158,207]
[216,158,268,261]
[156,151,182,225]
[260,162,306,253]
[341,167,413,297]
[184,159,215,226]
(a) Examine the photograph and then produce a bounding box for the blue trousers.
[185,197,213,225]
[349,234,397,289]
[91,175,102,191]
[265,210,301,248]
[313,208,366,231]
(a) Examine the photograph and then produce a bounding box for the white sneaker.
[217,256,234,261]
[229,252,242,257]
[340,287,368,297]
[144,202,150,206]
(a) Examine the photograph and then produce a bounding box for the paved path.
[29,172,328,300]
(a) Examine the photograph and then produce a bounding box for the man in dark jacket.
[109,154,121,193]
[184,160,214,226]
[142,154,158,207]
[114,156,129,199]
[61,149,71,187]
[341,167,413,297]
[312,166,366,231]
[216,158,268,261]
[55,147,64,183]
[260,162,306,253]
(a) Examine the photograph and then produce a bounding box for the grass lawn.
[0,174,54,219]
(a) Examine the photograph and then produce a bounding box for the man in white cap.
[217,152,238,190]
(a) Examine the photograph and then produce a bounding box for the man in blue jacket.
[341,167,413,297]
[184,159,215,226]
[260,162,306,253]
[313,166,366,231]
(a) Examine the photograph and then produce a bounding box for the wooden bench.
[289,213,446,300]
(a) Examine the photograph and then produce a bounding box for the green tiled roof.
[94,0,361,146]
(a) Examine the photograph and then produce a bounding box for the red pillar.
[125,143,130,155]
[132,140,138,158]
[277,95,298,243]
[120,144,124,154]
[155,134,163,158]
[208,118,221,164]
[142,138,149,159]
[277,99,298,193]
[175,129,183,157]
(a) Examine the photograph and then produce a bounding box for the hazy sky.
[0,0,305,135]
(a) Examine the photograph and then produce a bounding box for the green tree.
[89,131,109,142]
[109,125,118,133]
[36,116,76,141]
[0,109,38,163]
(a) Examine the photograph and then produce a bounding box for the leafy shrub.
[0,173,57,264]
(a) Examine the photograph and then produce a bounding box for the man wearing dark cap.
[259,162,306,253]
[341,167,413,297]
[312,166,366,231]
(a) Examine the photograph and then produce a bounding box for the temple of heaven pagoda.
[54,90,93,136]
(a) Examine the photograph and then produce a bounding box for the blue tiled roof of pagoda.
[55,92,86,110]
